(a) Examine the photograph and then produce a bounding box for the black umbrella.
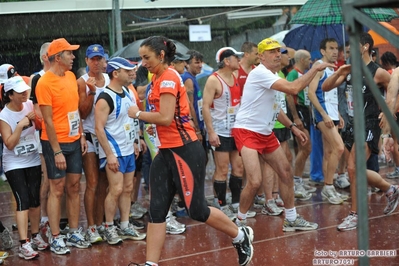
[111,39,190,61]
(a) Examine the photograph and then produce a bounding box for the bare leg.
[65,173,82,229]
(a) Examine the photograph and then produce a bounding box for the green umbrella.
[290,0,399,25]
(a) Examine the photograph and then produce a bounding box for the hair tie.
[164,41,167,46]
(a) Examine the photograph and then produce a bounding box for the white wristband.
[135,111,142,119]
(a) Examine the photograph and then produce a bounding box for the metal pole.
[114,0,123,51]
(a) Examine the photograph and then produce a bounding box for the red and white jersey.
[210,73,241,137]
[234,63,281,135]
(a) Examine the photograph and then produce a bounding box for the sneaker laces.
[22,241,35,252]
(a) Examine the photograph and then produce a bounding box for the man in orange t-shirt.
[36,38,90,255]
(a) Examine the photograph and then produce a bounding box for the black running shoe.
[233,226,254,266]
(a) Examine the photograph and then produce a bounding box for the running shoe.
[229,205,256,218]
[283,215,318,232]
[334,175,351,189]
[19,241,39,260]
[337,213,358,231]
[0,251,8,259]
[253,194,266,207]
[261,200,283,216]
[321,186,343,205]
[294,184,312,201]
[66,228,92,248]
[0,228,13,250]
[166,218,186,235]
[118,224,146,240]
[86,226,103,244]
[233,218,247,227]
[386,168,399,179]
[130,220,145,230]
[49,234,70,255]
[232,226,254,266]
[31,233,49,250]
[104,225,123,245]
[295,178,317,193]
[384,185,399,215]
[221,205,236,220]
[274,194,285,208]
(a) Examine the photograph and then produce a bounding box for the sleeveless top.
[181,71,204,131]
[81,73,110,134]
[210,72,241,137]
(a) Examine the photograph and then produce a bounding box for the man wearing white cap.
[36,38,91,254]
[95,57,146,245]
[233,38,333,231]
[203,47,248,219]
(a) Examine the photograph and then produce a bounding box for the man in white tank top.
[77,44,109,243]
[308,38,347,206]
[202,47,248,219]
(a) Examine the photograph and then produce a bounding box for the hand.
[86,77,96,92]
[337,64,351,76]
[55,153,67,170]
[291,127,308,145]
[107,154,119,173]
[293,117,304,131]
[134,143,140,158]
[323,114,334,128]
[313,62,336,72]
[140,139,147,153]
[208,132,220,148]
[80,136,88,156]
[196,131,203,142]
[146,125,154,135]
[18,116,31,128]
[383,137,394,162]
[25,111,36,121]
[128,106,140,118]
[338,116,345,129]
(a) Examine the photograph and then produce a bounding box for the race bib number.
[197,99,203,121]
[68,111,80,137]
[90,133,100,154]
[227,106,238,129]
[133,118,141,151]
[14,135,38,156]
[124,122,136,145]
[280,93,287,113]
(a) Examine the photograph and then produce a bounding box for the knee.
[85,176,98,191]
[123,182,133,194]
[109,185,123,197]
[66,181,80,195]
[189,206,210,222]
[245,176,262,190]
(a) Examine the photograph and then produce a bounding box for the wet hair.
[381,51,399,68]
[140,36,176,65]
[240,42,257,53]
[360,32,374,55]
[320,38,338,51]
[186,50,203,64]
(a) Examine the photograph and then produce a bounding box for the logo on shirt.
[346,74,351,82]
[160,80,176,89]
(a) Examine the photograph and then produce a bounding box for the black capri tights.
[6,165,42,211]
[149,141,211,223]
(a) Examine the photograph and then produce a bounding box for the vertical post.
[114,0,123,51]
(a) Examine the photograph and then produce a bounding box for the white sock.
[146,261,158,266]
[285,207,297,222]
[237,210,246,220]
[40,216,48,223]
[120,221,129,230]
[325,185,334,190]
[232,228,244,243]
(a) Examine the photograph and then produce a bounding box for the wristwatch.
[289,123,297,129]
[135,111,142,119]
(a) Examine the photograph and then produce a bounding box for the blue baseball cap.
[86,44,105,58]
[106,57,136,73]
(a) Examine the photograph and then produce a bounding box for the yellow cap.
[258,38,282,54]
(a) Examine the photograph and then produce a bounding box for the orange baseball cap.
[47,38,80,57]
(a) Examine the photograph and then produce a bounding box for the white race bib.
[68,110,80,137]
[197,99,203,121]
[14,135,38,156]
[346,86,354,117]
[90,133,100,154]
[304,86,310,106]
[124,122,136,145]
[226,106,238,129]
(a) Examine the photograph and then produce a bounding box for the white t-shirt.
[234,64,281,135]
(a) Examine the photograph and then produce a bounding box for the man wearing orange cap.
[232,38,333,231]
[36,38,91,255]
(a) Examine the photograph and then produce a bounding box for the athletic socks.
[285,207,297,222]
[229,175,243,204]
[214,180,227,206]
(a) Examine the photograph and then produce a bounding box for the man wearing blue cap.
[95,57,146,245]
[78,44,110,244]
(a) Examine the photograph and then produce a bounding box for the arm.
[286,94,304,130]
[94,99,119,173]
[322,64,351,92]
[128,93,176,126]
[77,77,96,119]
[184,78,201,139]
[201,76,220,147]
[276,109,307,144]
[0,118,31,151]
[376,67,394,134]
[136,84,148,102]
[271,62,335,95]
[40,105,66,170]
[308,69,334,128]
